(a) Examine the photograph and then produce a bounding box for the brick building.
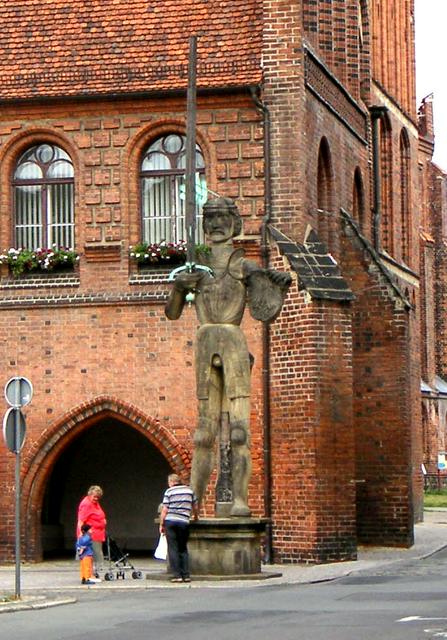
[418,95,447,482]
[0,0,428,563]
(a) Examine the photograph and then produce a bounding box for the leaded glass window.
[140,134,206,244]
[12,144,75,249]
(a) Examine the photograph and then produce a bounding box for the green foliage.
[195,243,211,261]
[0,247,79,276]
[424,489,447,508]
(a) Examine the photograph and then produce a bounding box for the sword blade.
[185,35,197,269]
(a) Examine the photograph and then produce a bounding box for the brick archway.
[21,396,191,560]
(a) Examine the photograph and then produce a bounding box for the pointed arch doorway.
[21,397,190,562]
[41,417,172,557]
[41,417,171,557]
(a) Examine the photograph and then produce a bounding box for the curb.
[0,597,76,614]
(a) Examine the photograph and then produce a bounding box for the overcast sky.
[415,0,447,171]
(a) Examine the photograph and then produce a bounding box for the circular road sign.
[4,377,33,408]
[2,407,26,453]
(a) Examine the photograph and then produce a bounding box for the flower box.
[130,241,210,269]
[0,247,80,277]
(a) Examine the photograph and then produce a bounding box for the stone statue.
[165,197,291,517]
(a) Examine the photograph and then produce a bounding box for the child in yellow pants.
[76,523,96,585]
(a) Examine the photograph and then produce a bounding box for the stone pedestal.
[188,518,268,577]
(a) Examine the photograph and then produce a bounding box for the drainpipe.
[369,105,388,251]
[249,85,274,564]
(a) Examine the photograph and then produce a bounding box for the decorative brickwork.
[304,48,367,142]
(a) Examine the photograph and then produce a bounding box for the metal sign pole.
[3,376,32,601]
[14,384,21,600]
[14,427,21,599]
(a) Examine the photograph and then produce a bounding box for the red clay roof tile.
[0,0,262,101]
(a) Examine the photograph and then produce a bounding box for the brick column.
[270,292,356,563]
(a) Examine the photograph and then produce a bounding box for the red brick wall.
[0,0,424,564]
[269,274,356,562]
[341,223,417,544]
[302,0,366,100]
[0,94,269,560]
[371,0,416,119]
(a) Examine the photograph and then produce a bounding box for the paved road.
[3,547,447,640]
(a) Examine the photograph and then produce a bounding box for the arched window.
[353,167,365,229]
[400,128,411,264]
[317,137,333,212]
[379,113,393,254]
[317,138,335,249]
[140,134,206,244]
[13,143,74,249]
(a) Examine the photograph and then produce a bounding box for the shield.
[247,270,288,322]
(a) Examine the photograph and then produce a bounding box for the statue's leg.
[191,366,222,505]
[228,396,252,517]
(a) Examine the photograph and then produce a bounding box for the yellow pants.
[80,556,93,580]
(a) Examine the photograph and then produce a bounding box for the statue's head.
[202,197,242,241]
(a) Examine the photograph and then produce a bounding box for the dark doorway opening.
[41,418,172,558]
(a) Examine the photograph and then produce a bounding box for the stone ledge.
[145,570,282,581]
[0,274,80,290]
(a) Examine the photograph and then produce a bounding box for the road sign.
[4,377,33,408]
[3,407,26,453]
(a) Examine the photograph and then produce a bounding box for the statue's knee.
[230,422,248,445]
[194,425,215,448]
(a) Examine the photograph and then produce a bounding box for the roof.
[0,1,262,102]
[270,226,355,302]
[340,209,412,310]
[421,376,447,397]
[421,380,435,394]
[435,375,447,395]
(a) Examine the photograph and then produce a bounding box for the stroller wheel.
[104,572,114,581]
[132,571,143,580]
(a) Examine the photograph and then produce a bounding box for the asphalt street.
[1,510,446,639]
[2,548,447,640]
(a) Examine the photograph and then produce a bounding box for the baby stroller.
[102,534,143,581]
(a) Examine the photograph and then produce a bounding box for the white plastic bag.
[154,533,167,560]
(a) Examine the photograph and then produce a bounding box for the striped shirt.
[162,484,197,525]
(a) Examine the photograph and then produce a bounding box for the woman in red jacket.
[77,485,107,578]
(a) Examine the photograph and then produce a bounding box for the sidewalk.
[1,509,446,613]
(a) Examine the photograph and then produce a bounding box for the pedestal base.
[188,517,268,576]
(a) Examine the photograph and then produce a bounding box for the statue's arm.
[243,260,292,290]
[164,284,187,320]
[164,271,204,320]
[264,268,292,290]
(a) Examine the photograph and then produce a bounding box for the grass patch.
[424,489,447,508]
[0,594,16,604]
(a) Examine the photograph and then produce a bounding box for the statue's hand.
[173,270,204,293]
[267,270,292,290]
